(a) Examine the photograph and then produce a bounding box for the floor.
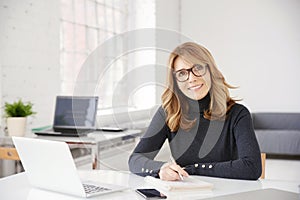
[265,158,300,181]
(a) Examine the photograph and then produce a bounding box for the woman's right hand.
[158,162,189,181]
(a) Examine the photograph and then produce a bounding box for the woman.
[128,42,262,180]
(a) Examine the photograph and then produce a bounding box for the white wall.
[155,0,181,103]
[1,0,299,133]
[0,0,61,129]
[180,0,300,112]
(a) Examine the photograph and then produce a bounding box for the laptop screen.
[53,96,98,130]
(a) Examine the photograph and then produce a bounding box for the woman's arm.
[185,108,262,180]
[128,107,169,177]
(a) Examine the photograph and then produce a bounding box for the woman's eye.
[194,64,204,71]
[178,71,187,77]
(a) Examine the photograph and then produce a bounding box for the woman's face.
[173,57,211,100]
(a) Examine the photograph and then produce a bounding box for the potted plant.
[4,99,36,136]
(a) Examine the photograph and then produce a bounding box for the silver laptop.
[12,137,127,198]
[34,96,98,137]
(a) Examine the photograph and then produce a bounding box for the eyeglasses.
[173,64,208,82]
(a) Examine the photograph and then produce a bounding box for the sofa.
[252,113,300,156]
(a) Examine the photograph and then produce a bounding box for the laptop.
[12,137,128,198]
[207,188,298,200]
[35,96,98,137]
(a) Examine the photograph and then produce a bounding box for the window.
[60,0,156,112]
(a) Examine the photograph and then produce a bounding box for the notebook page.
[145,176,213,191]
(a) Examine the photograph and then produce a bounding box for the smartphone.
[135,189,167,199]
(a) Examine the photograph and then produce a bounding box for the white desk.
[0,170,299,200]
[36,129,141,169]
[0,129,141,170]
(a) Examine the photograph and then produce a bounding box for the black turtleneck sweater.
[128,95,262,180]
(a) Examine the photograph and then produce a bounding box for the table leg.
[92,143,100,170]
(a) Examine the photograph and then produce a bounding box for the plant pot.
[6,117,27,137]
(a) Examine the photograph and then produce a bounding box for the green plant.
[4,100,36,117]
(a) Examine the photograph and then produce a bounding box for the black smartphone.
[135,189,167,199]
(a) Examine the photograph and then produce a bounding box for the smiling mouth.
[188,84,203,90]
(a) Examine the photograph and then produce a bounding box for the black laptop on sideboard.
[34,96,98,137]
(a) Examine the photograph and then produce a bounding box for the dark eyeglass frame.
[173,64,208,82]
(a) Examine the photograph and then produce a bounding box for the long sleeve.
[129,103,262,180]
[184,108,262,180]
[128,107,169,177]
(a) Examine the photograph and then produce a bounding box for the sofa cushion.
[255,129,300,155]
[252,113,300,130]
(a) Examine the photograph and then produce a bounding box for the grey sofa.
[252,113,300,156]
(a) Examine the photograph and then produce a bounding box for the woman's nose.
[188,71,198,82]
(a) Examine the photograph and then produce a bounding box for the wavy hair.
[162,42,236,132]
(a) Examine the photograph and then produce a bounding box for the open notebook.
[145,176,213,192]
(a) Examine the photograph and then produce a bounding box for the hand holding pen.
[158,155,189,181]
[169,156,185,180]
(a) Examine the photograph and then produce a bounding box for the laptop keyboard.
[83,183,111,194]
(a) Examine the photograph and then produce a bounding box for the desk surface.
[0,129,142,170]
[0,129,141,143]
[0,170,299,200]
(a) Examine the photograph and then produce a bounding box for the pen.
[170,155,184,181]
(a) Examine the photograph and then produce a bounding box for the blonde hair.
[162,42,236,132]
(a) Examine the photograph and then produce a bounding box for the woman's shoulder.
[151,105,167,119]
[226,103,253,128]
[228,103,251,117]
